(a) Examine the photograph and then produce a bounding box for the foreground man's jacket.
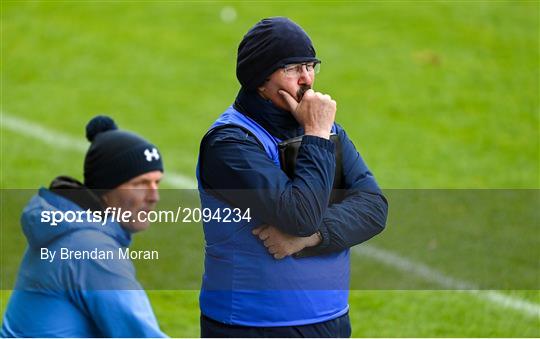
[197,89,388,326]
[1,178,166,337]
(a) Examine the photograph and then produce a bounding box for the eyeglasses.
[282,61,321,78]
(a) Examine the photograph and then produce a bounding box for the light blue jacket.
[1,188,166,337]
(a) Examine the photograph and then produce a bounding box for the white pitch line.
[164,172,197,189]
[0,112,197,188]
[1,113,88,152]
[2,112,539,318]
[354,245,540,318]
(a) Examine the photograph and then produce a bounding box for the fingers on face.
[303,89,315,100]
[279,90,299,110]
[306,91,336,107]
[317,92,333,102]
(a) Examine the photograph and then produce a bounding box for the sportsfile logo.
[40,207,252,226]
[144,147,160,162]
[41,207,132,226]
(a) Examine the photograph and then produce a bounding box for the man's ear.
[101,192,109,205]
[257,85,268,99]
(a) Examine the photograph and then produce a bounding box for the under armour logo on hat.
[144,148,160,162]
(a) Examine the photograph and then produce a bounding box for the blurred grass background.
[1,1,539,337]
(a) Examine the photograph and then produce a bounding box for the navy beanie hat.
[236,17,319,89]
[83,116,164,192]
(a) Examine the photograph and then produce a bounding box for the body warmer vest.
[197,106,349,326]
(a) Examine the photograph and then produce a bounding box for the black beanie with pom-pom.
[83,115,163,192]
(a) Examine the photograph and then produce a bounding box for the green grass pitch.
[1,1,538,337]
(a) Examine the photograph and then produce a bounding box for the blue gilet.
[197,106,349,327]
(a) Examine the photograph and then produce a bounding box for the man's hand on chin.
[252,225,321,259]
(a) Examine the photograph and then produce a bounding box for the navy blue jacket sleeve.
[297,125,388,256]
[199,127,335,237]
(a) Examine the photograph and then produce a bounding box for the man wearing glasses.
[197,17,388,337]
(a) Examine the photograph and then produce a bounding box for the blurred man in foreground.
[1,116,167,337]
